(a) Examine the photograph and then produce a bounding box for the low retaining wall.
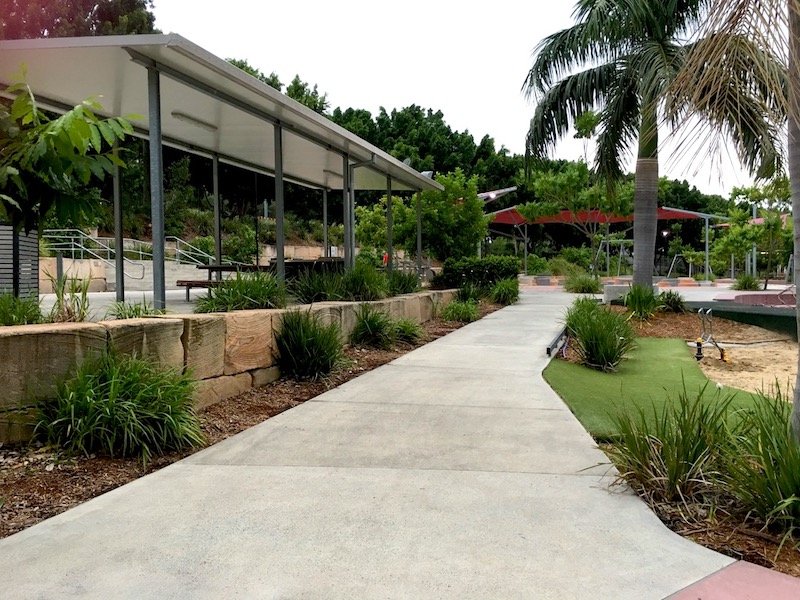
[0,290,456,443]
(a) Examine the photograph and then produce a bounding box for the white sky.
[151,0,756,197]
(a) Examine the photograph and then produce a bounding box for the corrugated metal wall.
[0,226,39,296]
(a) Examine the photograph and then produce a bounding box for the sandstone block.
[0,322,106,411]
[251,366,281,388]
[0,409,37,443]
[339,302,359,341]
[164,314,226,380]
[102,318,184,370]
[403,295,423,323]
[221,309,280,375]
[307,302,342,328]
[193,373,252,410]
[417,292,434,323]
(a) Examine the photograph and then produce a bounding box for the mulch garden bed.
[0,303,500,539]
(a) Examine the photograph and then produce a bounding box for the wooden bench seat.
[176,279,223,301]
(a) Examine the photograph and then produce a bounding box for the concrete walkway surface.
[1,290,798,598]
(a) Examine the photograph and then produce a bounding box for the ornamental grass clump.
[606,384,734,504]
[441,299,479,323]
[564,273,601,294]
[105,300,164,320]
[275,310,343,380]
[490,278,520,305]
[342,262,388,301]
[387,270,420,296]
[0,293,42,325]
[35,353,202,464]
[723,388,800,535]
[732,273,761,291]
[195,272,286,313]
[564,298,634,371]
[658,290,687,313]
[393,318,423,344]
[624,284,661,320]
[456,282,484,303]
[290,270,345,304]
[350,304,397,349]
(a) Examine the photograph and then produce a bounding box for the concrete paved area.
[0,289,775,598]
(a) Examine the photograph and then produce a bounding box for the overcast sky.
[151,0,755,197]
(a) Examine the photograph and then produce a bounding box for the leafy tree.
[524,0,783,288]
[1,0,157,39]
[416,170,488,261]
[518,162,633,273]
[354,195,415,256]
[0,79,132,293]
[286,76,329,114]
[573,111,599,164]
[227,58,282,91]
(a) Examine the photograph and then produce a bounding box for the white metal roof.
[0,33,442,193]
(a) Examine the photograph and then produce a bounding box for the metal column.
[704,217,710,280]
[416,191,422,276]
[147,67,166,310]
[113,146,124,301]
[342,154,352,269]
[386,175,393,273]
[349,166,357,265]
[274,123,285,281]
[322,188,329,258]
[212,155,222,279]
[523,224,529,276]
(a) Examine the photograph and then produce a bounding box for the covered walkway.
[4,290,795,598]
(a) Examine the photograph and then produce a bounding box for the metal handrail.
[42,229,146,279]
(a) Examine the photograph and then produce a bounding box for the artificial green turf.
[543,337,756,440]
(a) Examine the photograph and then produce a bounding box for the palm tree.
[666,0,800,437]
[524,0,783,287]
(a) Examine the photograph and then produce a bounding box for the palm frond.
[594,67,641,180]
[526,63,619,162]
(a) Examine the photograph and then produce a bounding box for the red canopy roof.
[491,206,702,226]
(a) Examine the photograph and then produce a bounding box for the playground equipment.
[696,308,728,362]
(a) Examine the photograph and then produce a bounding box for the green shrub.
[342,262,388,301]
[195,272,287,313]
[606,384,734,503]
[387,270,419,296]
[624,284,661,320]
[456,282,484,303]
[559,247,592,270]
[490,278,520,305]
[724,389,800,534]
[350,305,397,349]
[546,257,583,277]
[188,235,216,261]
[486,237,516,256]
[48,274,91,323]
[105,301,165,320]
[564,299,635,371]
[564,273,601,294]
[290,270,345,304]
[34,353,202,463]
[525,254,550,275]
[222,226,257,264]
[659,290,687,313]
[733,273,761,291]
[441,299,480,323]
[275,310,343,380]
[438,256,520,288]
[0,293,42,326]
[394,318,423,344]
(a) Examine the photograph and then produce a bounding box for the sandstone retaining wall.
[0,290,456,443]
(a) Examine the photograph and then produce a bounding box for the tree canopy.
[0,0,157,39]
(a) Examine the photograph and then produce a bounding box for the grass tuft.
[564,298,635,372]
[441,299,480,323]
[490,278,520,305]
[34,353,202,464]
[195,272,287,313]
[275,310,343,380]
[0,293,42,325]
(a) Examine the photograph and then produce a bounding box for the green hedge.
[436,256,520,288]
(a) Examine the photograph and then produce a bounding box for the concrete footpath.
[1,290,797,598]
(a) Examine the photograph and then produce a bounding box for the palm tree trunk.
[789,0,800,441]
[632,103,659,288]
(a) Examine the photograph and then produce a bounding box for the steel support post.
[274,123,286,281]
[386,175,393,273]
[147,67,166,309]
[322,188,329,258]
[213,154,222,278]
[113,146,125,301]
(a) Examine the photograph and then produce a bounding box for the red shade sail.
[490,206,702,226]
